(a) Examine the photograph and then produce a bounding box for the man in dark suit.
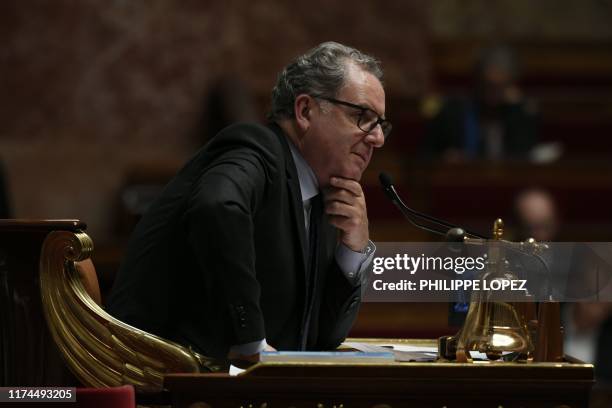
[106,42,391,362]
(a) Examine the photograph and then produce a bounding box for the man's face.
[300,63,386,186]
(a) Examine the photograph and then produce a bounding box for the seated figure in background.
[513,188,559,242]
[513,188,612,377]
[424,45,538,161]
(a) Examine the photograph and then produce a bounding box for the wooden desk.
[164,339,594,408]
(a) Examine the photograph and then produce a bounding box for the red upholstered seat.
[74,386,135,408]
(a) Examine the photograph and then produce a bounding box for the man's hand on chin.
[323,176,369,252]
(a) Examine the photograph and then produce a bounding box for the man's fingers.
[329,177,363,197]
[326,208,365,232]
[324,188,358,206]
[327,215,351,231]
[325,177,370,251]
[328,214,365,232]
[325,200,359,219]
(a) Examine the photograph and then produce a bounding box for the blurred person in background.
[514,188,559,242]
[513,188,612,377]
[424,45,538,161]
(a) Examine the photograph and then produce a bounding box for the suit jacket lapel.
[268,123,309,276]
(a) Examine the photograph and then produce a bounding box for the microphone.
[378,172,487,240]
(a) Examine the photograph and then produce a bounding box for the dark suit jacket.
[106,122,362,358]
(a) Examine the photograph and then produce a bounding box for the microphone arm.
[378,172,554,298]
[379,172,488,240]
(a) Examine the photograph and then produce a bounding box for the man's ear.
[294,94,313,133]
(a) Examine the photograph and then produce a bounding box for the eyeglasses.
[314,96,392,139]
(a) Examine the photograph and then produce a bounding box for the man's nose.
[365,125,385,148]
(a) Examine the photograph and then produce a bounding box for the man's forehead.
[338,63,385,115]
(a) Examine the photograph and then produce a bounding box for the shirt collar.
[287,138,319,202]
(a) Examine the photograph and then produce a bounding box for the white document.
[343,341,437,362]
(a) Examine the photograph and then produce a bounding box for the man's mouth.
[352,151,369,165]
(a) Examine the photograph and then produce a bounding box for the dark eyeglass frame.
[313,96,392,138]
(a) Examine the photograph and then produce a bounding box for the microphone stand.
[378,172,551,280]
[378,172,487,240]
[379,172,561,362]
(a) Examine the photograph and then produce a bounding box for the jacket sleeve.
[183,128,276,347]
[315,261,362,350]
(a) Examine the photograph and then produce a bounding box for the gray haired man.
[107,41,391,364]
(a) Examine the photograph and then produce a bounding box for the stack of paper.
[259,350,395,364]
[343,342,438,362]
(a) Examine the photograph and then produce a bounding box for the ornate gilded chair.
[39,228,227,392]
[0,220,223,392]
